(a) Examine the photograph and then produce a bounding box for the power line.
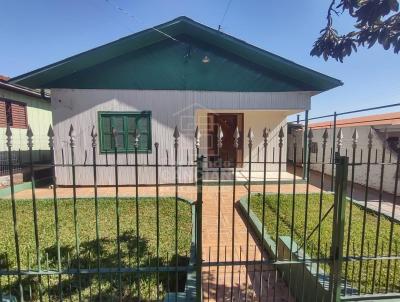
[218,0,233,31]
[103,0,179,42]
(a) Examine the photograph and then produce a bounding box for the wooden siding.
[10,101,27,128]
[51,89,311,185]
[0,101,6,127]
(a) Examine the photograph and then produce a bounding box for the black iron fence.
[0,106,399,302]
[0,149,51,177]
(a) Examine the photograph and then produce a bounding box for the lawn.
[0,197,193,301]
[250,193,400,295]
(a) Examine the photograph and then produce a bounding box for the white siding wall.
[51,89,312,185]
[287,127,304,164]
[291,126,399,195]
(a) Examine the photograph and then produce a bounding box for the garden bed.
[240,193,400,299]
[0,197,195,301]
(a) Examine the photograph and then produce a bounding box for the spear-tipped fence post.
[195,148,204,302]
[132,127,141,299]
[259,127,269,298]
[217,125,223,165]
[90,125,102,299]
[6,126,24,301]
[111,127,122,299]
[322,128,329,149]
[27,126,44,301]
[230,126,240,301]
[154,142,161,301]
[47,125,62,300]
[195,126,201,158]
[215,124,224,301]
[330,112,337,190]
[352,129,359,150]
[173,126,180,294]
[337,128,344,154]
[263,127,269,149]
[304,125,312,181]
[344,128,359,293]
[245,127,254,299]
[371,128,388,294]
[194,126,201,182]
[68,124,82,300]
[276,127,284,255]
[234,126,240,149]
[368,128,373,149]
[308,128,314,152]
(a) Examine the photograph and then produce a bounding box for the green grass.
[0,197,193,301]
[250,193,400,295]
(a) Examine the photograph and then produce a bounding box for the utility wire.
[103,0,179,42]
[218,0,233,31]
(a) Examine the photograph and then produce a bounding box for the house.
[288,112,400,195]
[9,16,341,185]
[0,75,52,186]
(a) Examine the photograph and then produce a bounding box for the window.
[0,99,28,128]
[99,111,152,153]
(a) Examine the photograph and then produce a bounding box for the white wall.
[51,89,312,185]
[292,126,399,195]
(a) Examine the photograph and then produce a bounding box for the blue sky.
[1,0,399,119]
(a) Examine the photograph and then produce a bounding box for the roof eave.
[0,81,50,101]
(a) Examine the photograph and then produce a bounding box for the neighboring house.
[288,112,400,195]
[0,75,52,185]
[10,17,341,185]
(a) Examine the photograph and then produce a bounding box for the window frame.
[0,98,28,129]
[98,111,152,154]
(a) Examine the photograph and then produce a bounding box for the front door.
[207,113,243,168]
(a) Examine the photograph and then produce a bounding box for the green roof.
[10,16,342,92]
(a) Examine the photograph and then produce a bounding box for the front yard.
[250,193,400,294]
[0,197,193,301]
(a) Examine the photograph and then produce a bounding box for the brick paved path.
[12,182,319,301]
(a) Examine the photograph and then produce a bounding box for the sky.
[1,0,399,120]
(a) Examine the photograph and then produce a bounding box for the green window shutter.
[126,115,137,150]
[99,111,151,153]
[112,115,125,150]
[101,115,113,151]
[136,113,151,151]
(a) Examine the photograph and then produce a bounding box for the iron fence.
[0,106,399,302]
[0,149,51,177]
